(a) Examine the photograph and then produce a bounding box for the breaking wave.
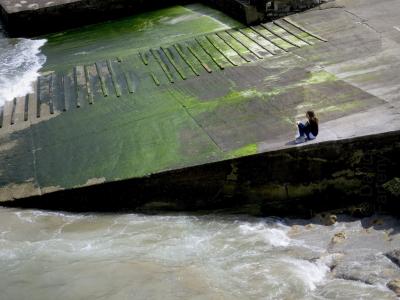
[238,221,292,247]
[283,256,332,290]
[0,38,46,106]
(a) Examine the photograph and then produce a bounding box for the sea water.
[0,207,399,299]
[0,22,46,106]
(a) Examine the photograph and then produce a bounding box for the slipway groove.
[0,20,325,131]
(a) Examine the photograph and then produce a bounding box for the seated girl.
[295,111,319,144]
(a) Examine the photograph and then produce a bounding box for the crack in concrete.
[29,128,42,196]
[344,9,381,35]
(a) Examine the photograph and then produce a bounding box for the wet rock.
[348,203,372,218]
[288,225,301,235]
[331,232,346,244]
[387,279,400,296]
[383,178,400,197]
[385,249,400,268]
[315,213,337,226]
[372,218,385,226]
[312,253,344,272]
[333,254,400,286]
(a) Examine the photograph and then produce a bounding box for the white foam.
[283,255,333,290]
[239,222,292,247]
[0,38,47,106]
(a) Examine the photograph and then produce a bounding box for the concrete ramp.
[1,0,400,212]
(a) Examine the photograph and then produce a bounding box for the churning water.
[0,207,399,299]
[0,22,46,106]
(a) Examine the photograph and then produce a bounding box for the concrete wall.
[1,0,322,37]
[1,0,194,37]
[5,131,400,217]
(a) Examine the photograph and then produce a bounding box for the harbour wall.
[0,0,194,37]
[4,130,400,217]
[0,0,317,37]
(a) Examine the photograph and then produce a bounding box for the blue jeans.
[298,123,311,139]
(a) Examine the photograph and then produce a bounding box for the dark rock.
[383,178,400,198]
[387,279,400,297]
[385,249,400,268]
[333,254,400,287]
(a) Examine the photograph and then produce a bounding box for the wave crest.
[0,38,47,106]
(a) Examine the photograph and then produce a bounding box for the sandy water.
[0,207,399,299]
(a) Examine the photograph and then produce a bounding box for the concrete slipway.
[0,0,399,213]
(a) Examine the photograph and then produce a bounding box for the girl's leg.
[298,123,306,137]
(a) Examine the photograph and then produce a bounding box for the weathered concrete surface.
[1,0,400,212]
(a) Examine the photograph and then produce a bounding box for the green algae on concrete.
[228,143,258,158]
[3,86,224,190]
[41,4,242,72]
[3,0,400,206]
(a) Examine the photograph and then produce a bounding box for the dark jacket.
[308,120,318,136]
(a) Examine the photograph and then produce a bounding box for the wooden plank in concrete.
[206,34,245,66]
[184,40,214,73]
[168,44,200,76]
[2,99,13,129]
[118,57,140,93]
[13,96,25,125]
[95,61,114,98]
[37,74,52,117]
[238,28,277,55]
[283,18,328,42]
[0,105,3,129]
[216,31,255,62]
[63,70,76,111]
[250,26,292,52]
[226,30,265,59]
[85,64,103,100]
[157,48,182,82]
[110,58,134,94]
[74,65,89,107]
[27,85,38,121]
[83,66,94,104]
[50,73,65,112]
[273,20,314,45]
[10,98,17,125]
[195,36,230,69]
[106,59,122,97]
[23,94,29,122]
[150,48,175,83]
[48,73,55,114]
[161,46,188,80]
[140,50,166,87]
[260,23,305,48]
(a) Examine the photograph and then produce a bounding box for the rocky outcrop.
[387,279,400,297]
[315,213,337,226]
[383,178,400,198]
[330,232,346,244]
[385,249,400,268]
